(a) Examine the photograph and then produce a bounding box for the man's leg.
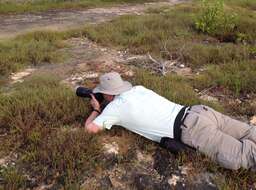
[188,105,256,144]
[181,108,256,170]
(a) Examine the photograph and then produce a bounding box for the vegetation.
[0,0,256,189]
[195,0,237,41]
[82,2,255,67]
[195,61,256,96]
[0,75,101,188]
[0,31,66,77]
[0,0,159,14]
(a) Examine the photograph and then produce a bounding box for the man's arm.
[84,95,103,134]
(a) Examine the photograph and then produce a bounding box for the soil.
[0,0,185,39]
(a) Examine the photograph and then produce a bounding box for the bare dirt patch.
[0,0,185,39]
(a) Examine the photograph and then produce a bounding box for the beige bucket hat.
[93,72,132,95]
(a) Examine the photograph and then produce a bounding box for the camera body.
[76,87,104,103]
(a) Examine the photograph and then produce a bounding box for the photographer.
[84,72,256,171]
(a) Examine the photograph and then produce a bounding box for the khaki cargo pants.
[181,105,256,170]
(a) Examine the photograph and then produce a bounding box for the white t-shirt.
[93,85,184,143]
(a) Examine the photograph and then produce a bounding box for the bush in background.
[195,0,237,41]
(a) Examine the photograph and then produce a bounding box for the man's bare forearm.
[85,111,100,127]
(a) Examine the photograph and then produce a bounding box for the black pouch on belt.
[159,106,192,155]
[159,137,189,155]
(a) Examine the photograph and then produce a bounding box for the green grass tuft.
[194,61,256,96]
[0,31,66,77]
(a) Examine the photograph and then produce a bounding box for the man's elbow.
[85,123,102,134]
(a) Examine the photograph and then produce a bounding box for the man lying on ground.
[84,72,256,170]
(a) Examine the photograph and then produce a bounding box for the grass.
[0,75,89,133]
[0,0,255,189]
[82,2,255,68]
[194,61,256,96]
[225,0,256,10]
[0,0,160,14]
[0,75,101,188]
[0,166,26,190]
[0,31,67,79]
[0,70,254,189]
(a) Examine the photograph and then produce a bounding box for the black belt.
[173,106,191,142]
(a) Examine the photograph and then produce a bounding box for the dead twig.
[199,85,217,95]
[147,52,166,76]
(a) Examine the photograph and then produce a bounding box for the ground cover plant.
[0,0,256,189]
[0,0,160,14]
[194,61,256,96]
[0,31,66,78]
[0,75,101,189]
[1,70,255,189]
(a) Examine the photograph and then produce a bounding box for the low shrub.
[195,0,237,42]
[170,41,251,68]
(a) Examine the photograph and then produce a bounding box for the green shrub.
[195,0,237,41]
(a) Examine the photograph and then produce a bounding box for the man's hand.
[90,94,101,111]
[84,94,102,134]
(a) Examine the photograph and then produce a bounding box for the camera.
[76,87,104,103]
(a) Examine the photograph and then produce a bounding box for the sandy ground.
[0,0,185,39]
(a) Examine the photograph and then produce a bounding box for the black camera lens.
[76,87,104,103]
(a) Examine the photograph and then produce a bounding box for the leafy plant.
[195,0,237,41]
